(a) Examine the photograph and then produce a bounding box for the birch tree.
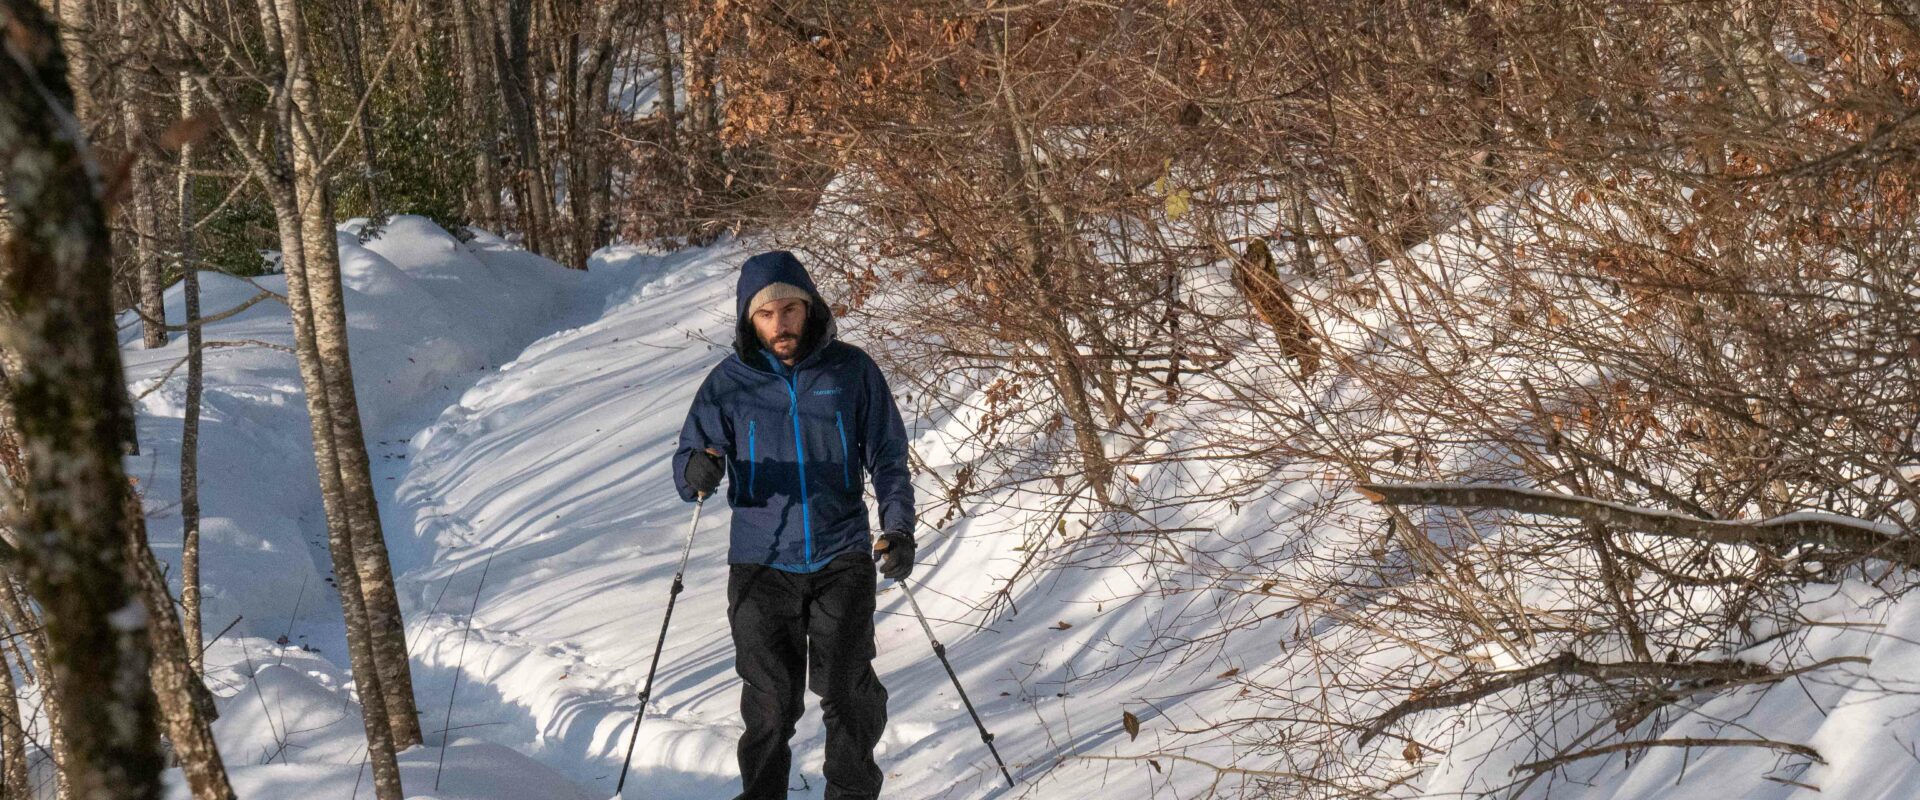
[0,3,163,796]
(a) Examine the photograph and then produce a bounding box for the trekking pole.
[613,493,706,797]
[897,579,1016,788]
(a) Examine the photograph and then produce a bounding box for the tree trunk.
[649,0,689,229]
[0,629,29,800]
[1042,327,1114,506]
[119,73,168,350]
[270,0,424,758]
[567,0,621,267]
[182,0,409,790]
[0,413,35,799]
[497,0,555,257]
[0,577,65,800]
[125,493,233,800]
[175,82,206,682]
[0,285,68,800]
[297,192,427,753]
[53,0,99,122]
[453,0,502,230]
[0,5,164,798]
[338,1,385,215]
[266,188,408,798]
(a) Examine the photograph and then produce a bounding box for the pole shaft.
[899,581,1016,788]
[614,496,705,795]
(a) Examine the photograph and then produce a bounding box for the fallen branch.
[133,338,295,400]
[1355,482,1919,567]
[119,289,282,332]
[1515,736,1823,774]
[1357,653,1868,745]
[207,339,295,355]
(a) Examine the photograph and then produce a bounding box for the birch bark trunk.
[269,0,425,756]
[124,494,233,800]
[0,634,27,800]
[0,5,163,796]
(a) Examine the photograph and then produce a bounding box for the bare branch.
[1357,483,1920,567]
[1515,737,1824,775]
[1357,653,1869,745]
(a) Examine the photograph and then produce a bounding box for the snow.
[102,212,1920,799]
[118,216,592,798]
[112,219,1285,799]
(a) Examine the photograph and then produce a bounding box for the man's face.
[752,297,809,363]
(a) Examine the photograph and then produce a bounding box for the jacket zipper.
[835,411,850,489]
[783,375,813,564]
[746,420,757,497]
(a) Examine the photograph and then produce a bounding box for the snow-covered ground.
[114,215,1920,799]
[122,216,596,798]
[121,219,1275,799]
[386,237,1282,799]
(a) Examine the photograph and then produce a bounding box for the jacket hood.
[734,250,835,367]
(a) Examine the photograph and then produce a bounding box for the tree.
[0,2,164,796]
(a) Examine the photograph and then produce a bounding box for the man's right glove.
[873,531,915,581]
[684,449,724,499]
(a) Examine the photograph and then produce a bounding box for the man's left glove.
[873,531,915,581]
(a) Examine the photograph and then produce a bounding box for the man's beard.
[769,333,800,354]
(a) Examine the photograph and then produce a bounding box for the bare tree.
[141,0,419,789]
[124,492,233,800]
[173,16,206,674]
[0,3,163,797]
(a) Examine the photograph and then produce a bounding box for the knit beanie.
[749,281,812,314]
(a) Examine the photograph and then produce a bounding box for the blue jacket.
[674,251,914,572]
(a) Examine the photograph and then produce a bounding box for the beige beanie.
[749,281,812,314]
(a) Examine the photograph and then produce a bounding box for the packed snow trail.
[389,241,962,798]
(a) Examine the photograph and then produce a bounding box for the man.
[674,250,915,800]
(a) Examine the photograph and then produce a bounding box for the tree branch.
[1515,736,1823,774]
[120,289,281,333]
[1357,653,1868,745]
[1355,483,1919,567]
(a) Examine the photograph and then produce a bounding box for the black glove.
[873,531,915,581]
[684,449,724,499]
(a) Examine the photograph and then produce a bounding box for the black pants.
[728,553,888,799]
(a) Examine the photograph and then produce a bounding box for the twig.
[200,614,243,664]
[435,549,497,789]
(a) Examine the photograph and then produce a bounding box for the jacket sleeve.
[859,353,915,536]
[674,370,732,502]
